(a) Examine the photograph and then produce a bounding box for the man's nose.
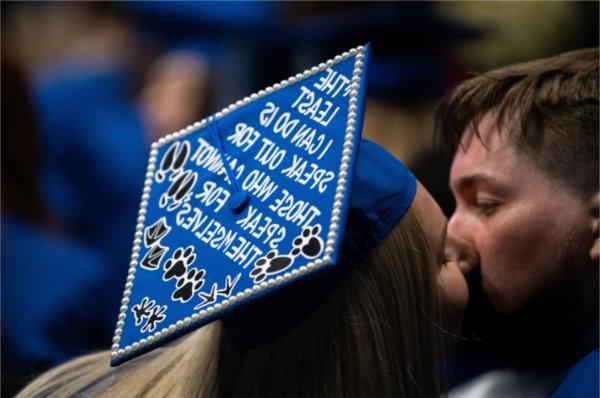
[447,213,480,274]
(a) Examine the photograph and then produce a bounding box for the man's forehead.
[458,111,512,151]
[450,113,520,188]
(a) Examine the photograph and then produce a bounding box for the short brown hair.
[436,48,599,198]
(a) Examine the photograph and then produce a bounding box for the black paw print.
[250,250,294,283]
[156,141,190,183]
[159,170,197,210]
[163,246,196,281]
[172,268,205,303]
[291,225,323,258]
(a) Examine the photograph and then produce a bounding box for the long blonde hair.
[18,206,445,397]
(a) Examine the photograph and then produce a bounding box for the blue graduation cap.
[111,45,370,365]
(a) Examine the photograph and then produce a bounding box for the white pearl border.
[111,45,366,362]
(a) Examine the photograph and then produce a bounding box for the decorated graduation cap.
[111,43,415,365]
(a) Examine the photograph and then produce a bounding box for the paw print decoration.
[172,268,206,303]
[291,225,323,258]
[163,246,196,281]
[250,225,324,283]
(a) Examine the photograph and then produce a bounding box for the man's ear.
[590,192,599,262]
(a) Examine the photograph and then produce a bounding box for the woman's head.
[18,141,467,398]
[215,204,445,397]
[211,166,468,397]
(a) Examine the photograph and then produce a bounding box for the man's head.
[437,48,599,313]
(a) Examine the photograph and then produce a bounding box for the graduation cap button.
[228,190,250,213]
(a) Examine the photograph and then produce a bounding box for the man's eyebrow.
[451,173,505,192]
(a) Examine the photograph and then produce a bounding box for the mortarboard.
[111,43,415,366]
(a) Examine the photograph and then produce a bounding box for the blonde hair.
[18,206,445,398]
[18,323,221,398]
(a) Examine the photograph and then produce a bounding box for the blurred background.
[1,1,597,395]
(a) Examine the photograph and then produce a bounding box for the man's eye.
[475,201,500,216]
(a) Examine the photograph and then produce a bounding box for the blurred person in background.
[139,48,213,142]
[26,2,217,327]
[2,3,217,394]
[1,42,117,397]
[29,3,149,304]
[26,3,217,283]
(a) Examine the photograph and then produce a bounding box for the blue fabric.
[32,66,148,289]
[351,139,416,243]
[125,1,276,28]
[548,349,599,398]
[1,216,114,368]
